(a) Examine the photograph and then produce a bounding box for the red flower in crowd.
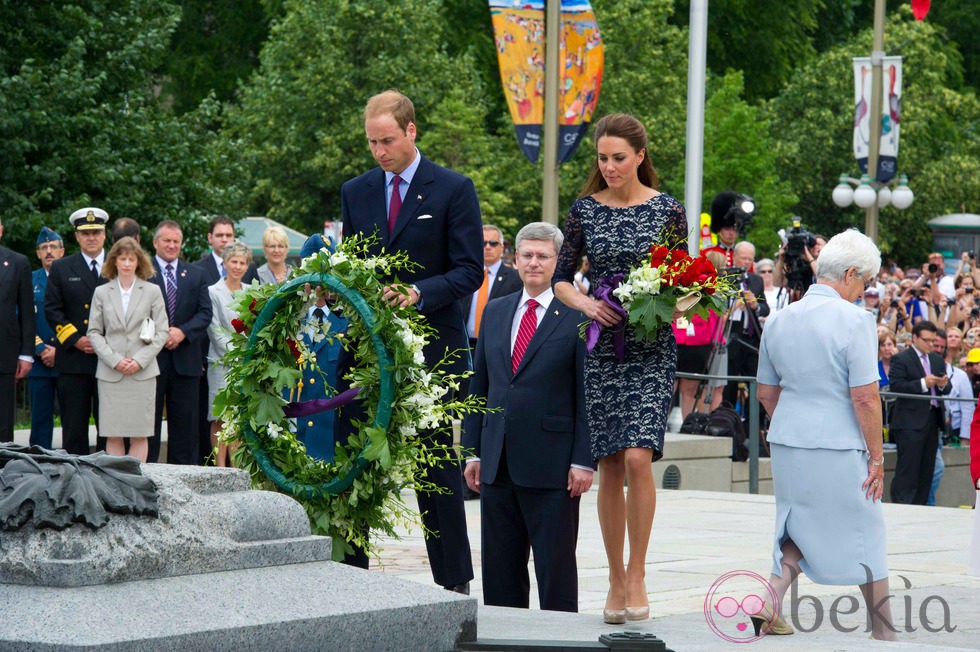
[649,244,670,268]
[231,318,246,334]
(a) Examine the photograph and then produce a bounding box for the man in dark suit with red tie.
[888,321,952,504]
[44,208,110,454]
[463,222,592,612]
[148,220,212,464]
[0,216,35,442]
[339,90,483,593]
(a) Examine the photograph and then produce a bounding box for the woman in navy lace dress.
[553,114,687,624]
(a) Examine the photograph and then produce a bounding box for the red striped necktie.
[512,298,539,373]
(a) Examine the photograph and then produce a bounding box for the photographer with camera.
[945,272,978,332]
[771,218,826,303]
[878,281,912,335]
[722,241,769,408]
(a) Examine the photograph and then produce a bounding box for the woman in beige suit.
[88,237,169,462]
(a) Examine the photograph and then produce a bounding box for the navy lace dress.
[554,194,688,461]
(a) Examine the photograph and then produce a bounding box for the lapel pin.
[554,309,559,316]
[3,261,8,267]
[417,194,422,200]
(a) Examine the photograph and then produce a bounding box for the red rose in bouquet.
[649,244,670,268]
[677,256,719,293]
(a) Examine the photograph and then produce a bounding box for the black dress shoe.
[445,582,470,595]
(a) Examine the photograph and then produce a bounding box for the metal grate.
[661,464,681,490]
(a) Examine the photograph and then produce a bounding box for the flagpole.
[865,0,886,243]
[685,0,708,256]
[541,0,561,225]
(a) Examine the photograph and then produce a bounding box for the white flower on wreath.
[266,421,284,439]
[329,251,349,266]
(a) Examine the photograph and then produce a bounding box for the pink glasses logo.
[704,570,780,643]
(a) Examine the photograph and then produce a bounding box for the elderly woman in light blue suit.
[755,229,896,641]
[88,237,169,462]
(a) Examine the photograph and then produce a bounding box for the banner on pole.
[852,56,902,183]
[489,0,603,164]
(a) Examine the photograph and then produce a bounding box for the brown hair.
[363,90,415,131]
[578,113,659,197]
[878,330,897,348]
[102,237,155,280]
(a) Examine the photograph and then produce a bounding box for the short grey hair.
[515,222,563,254]
[221,239,253,265]
[482,223,504,242]
[815,229,881,283]
[756,257,775,271]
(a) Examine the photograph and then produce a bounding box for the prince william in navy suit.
[463,223,593,612]
[339,90,483,592]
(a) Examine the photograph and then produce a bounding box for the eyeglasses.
[517,252,555,262]
[265,243,287,250]
[916,335,937,345]
[37,243,64,251]
[758,269,773,274]
[483,240,501,248]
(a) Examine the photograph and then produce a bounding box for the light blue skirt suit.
[757,284,888,585]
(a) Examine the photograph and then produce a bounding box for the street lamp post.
[833,0,915,240]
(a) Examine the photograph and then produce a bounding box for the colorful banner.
[490,0,603,164]
[852,56,902,183]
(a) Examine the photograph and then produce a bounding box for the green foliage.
[216,236,486,558]
[768,9,980,264]
[700,71,798,257]
[159,0,273,114]
[0,0,246,258]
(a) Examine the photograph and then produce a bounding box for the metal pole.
[748,380,759,494]
[865,0,886,243]
[685,0,708,256]
[541,0,561,225]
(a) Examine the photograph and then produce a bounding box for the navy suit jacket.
[0,245,34,374]
[462,293,591,489]
[44,252,107,375]
[150,259,212,377]
[341,154,483,373]
[888,345,952,432]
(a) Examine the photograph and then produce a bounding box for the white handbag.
[139,317,155,344]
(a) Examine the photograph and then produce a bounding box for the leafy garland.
[212,235,483,560]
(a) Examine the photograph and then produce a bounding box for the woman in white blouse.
[87,237,169,462]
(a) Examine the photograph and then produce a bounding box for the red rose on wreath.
[231,318,247,334]
[286,338,302,361]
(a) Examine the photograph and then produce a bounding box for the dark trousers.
[724,334,760,407]
[0,373,14,442]
[29,375,59,448]
[57,373,97,455]
[480,467,580,612]
[150,365,200,464]
[340,445,472,588]
[890,408,942,505]
[197,374,213,464]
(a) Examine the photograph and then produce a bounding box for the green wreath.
[213,235,483,560]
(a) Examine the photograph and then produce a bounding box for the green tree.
[0,0,245,258]
[159,0,274,114]
[700,71,798,257]
[768,8,980,264]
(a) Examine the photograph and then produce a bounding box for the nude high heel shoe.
[750,604,794,636]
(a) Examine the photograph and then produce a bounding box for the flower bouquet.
[586,244,736,357]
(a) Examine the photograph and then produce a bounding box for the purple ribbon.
[283,387,361,418]
[585,273,628,362]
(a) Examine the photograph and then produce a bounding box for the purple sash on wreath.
[585,273,628,363]
[283,387,361,418]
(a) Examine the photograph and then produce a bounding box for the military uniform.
[29,227,63,448]
[44,208,109,454]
